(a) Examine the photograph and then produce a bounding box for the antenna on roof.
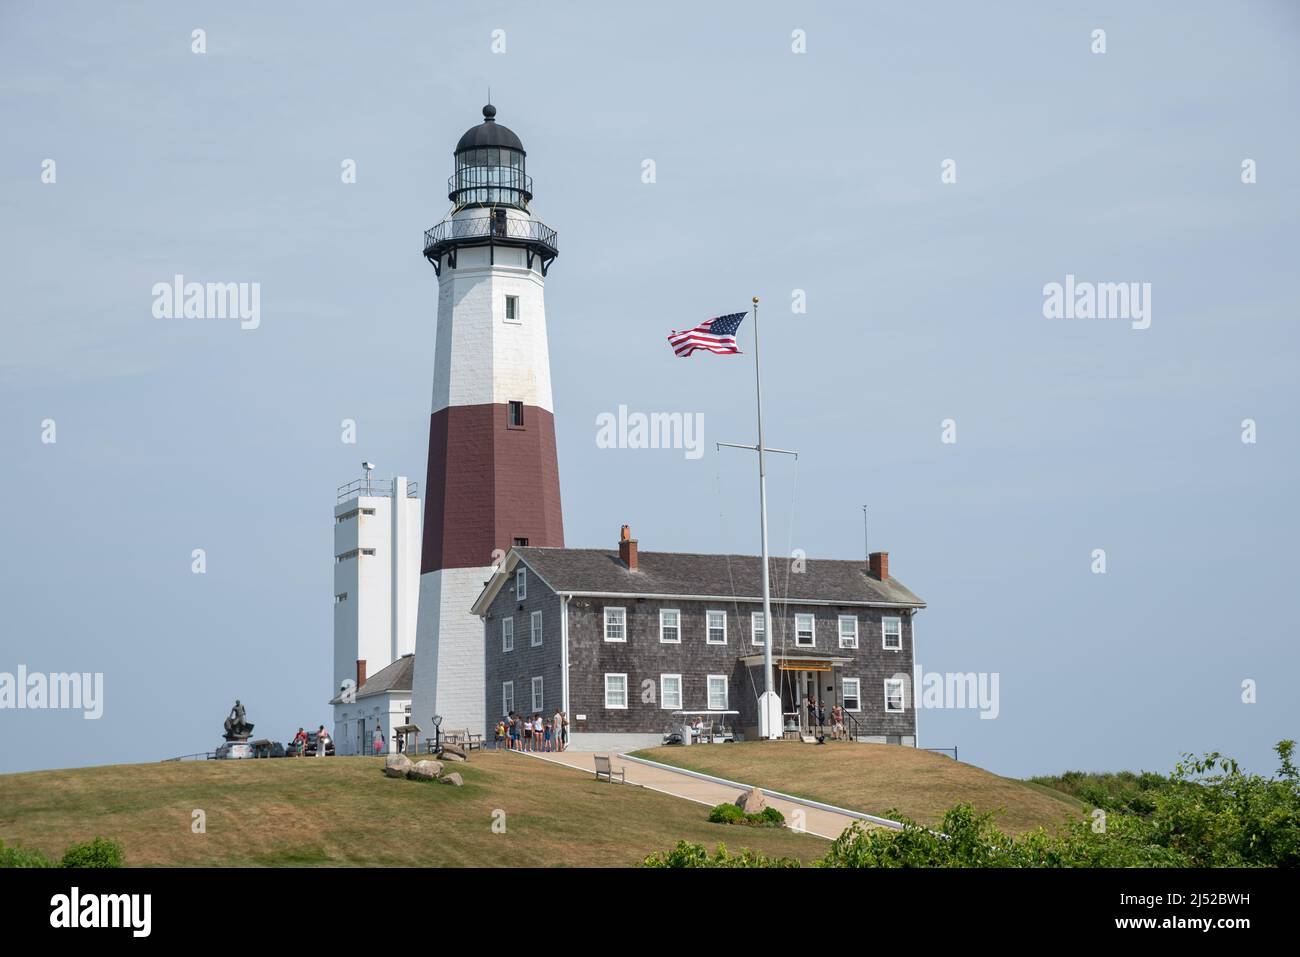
[862,505,868,565]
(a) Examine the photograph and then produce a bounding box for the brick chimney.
[868,551,889,581]
[618,524,638,571]
[356,658,367,689]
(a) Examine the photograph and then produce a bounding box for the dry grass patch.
[633,741,1085,835]
[0,752,828,867]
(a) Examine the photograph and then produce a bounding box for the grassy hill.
[0,752,829,867]
[633,742,1087,835]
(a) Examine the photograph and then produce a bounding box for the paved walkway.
[520,749,878,840]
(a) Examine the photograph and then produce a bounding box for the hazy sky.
[1,1,1297,778]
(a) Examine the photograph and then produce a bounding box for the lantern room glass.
[453,147,530,208]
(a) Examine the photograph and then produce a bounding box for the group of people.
[290,724,333,757]
[496,709,567,752]
[805,698,849,740]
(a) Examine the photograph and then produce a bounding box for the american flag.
[667,312,746,357]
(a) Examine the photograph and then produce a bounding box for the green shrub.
[650,740,1300,868]
[0,840,54,868]
[1030,768,1171,815]
[707,802,786,827]
[643,841,799,868]
[707,803,744,824]
[60,837,125,869]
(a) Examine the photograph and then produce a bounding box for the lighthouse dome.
[455,104,525,154]
[449,104,531,209]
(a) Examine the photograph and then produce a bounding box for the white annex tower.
[330,471,421,755]
[410,105,565,736]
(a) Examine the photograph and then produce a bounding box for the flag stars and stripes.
[668,312,746,357]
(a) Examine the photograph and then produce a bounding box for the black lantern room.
[449,104,531,209]
[424,104,558,277]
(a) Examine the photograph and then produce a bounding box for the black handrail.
[423,216,557,252]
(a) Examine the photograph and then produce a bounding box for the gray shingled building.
[471,528,925,752]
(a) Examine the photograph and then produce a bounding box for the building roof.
[455,104,525,154]
[474,547,925,614]
[329,654,414,705]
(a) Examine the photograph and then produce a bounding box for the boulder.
[440,743,467,759]
[441,751,466,762]
[440,772,464,787]
[383,753,414,778]
[736,786,766,815]
[406,760,443,781]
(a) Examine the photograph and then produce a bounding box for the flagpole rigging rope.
[715,448,802,717]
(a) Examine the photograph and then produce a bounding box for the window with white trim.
[659,608,681,643]
[604,673,628,709]
[706,610,727,644]
[707,675,729,711]
[660,674,682,710]
[530,610,543,647]
[604,607,626,642]
[751,611,766,646]
[795,613,816,647]
[501,616,514,652]
[842,677,861,712]
[515,568,527,599]
[502,681,514,715]
[504,294,520,323]
[531,676,544,712]
[838,615,858,649]
[882,617,902,651]
[884,678,906,713]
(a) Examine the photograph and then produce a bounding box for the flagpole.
[752,295,778,739]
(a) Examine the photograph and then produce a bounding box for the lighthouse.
[409,105,564,737]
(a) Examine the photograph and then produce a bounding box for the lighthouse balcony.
[423,214,559,275]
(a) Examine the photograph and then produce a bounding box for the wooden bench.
[593,754,625,784]
[441,729,483,751]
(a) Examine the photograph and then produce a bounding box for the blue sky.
[1,1,1297,777]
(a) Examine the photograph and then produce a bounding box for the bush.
[707,802,786,827]
[643,841,799,868]
[59,837,125,869]
[1030,768,1170,815]
[707,803,744,824]
[648,740,1300,868]
[0,840,54,868]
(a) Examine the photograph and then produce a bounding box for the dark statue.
[222,699,254,741]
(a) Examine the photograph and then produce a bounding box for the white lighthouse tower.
[410,105,564,737]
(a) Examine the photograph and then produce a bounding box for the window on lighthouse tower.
[505,295,519,323]
[508,401,524,428]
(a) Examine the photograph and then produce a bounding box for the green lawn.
[0,752,829,867]
[632,742,1087,835]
